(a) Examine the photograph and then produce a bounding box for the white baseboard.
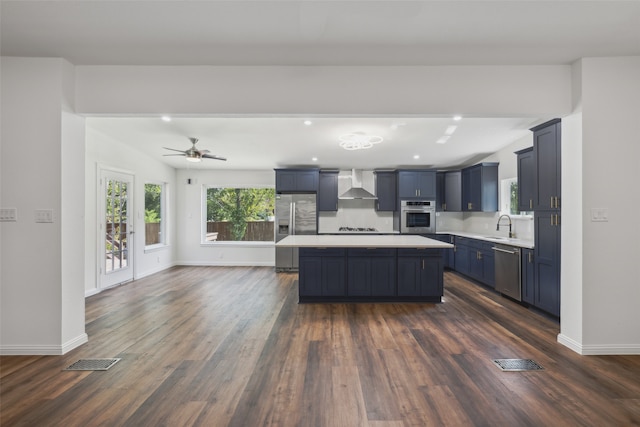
[558,333,640,355]
[176,261,274,267]
[1,333,88,355]
[135,262,177,280]
[85,288,101,298]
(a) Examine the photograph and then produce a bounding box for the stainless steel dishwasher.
[492,244,521,301]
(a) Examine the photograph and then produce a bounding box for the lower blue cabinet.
[397,249,443,297]
[299,248,346,297]
[347,251,396,296]
[521,248,535,304]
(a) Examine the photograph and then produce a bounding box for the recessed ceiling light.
[453,115,462,121]
[436,136,450,144]
[445,125,457,136]
[304,120,313,126]
[413,155,420,159]
[311,157,318,162]
[161,116,172,122]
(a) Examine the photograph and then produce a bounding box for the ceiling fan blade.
[199,149,210,154]
[202,154,227,161]
[163,154,186,157]
[163,147,187,153]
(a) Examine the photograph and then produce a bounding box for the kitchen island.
[276,235,453,303]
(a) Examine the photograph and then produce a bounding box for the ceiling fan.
[163,137,227,163]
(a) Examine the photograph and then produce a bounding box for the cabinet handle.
[468,202,472,210]
[528,252,533,263]
[478,251,483,260]
[529,199,533,209]
[443,203,446,211]
[555,197,560,209]
[422,259,425,269]
[550,196,554,208]
[550,215,554,226]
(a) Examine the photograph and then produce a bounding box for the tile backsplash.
[318,199,396,233]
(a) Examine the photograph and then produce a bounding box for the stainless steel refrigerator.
[275,193,317,271]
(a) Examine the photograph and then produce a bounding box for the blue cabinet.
[454,237,495,287]
[347,249,396,296]
[531,119,561,317]
[443,171,462,212]
[397,249,443,297]
[318,170,339,211]
[515,147,534,212]
[521,248,535,304]
[532,120,561,211]
[398,170,436,199]
[299,248,346,297]
[462,163,499,212]
[374,171,397,211]
[427,234,455,269]
[275,168,319,193]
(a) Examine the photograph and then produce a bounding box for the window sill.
[144,244,170,253]
[200,241,274,248]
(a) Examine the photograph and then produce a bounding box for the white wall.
[84,127,178,296]
[175,169,275,266]
[1,57,87,354]
[75,65,572,116]
[568,57,640,354]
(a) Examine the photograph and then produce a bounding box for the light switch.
[590,208,609,222]
[35,209,54,223]
[0,208,18,222]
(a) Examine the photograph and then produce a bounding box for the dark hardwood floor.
[1,266,639,426]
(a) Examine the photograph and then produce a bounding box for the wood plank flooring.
[1,266,639,426]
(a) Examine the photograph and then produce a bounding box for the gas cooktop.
[338,227,379,232]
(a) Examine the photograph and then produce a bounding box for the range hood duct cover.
[339,169,377,200]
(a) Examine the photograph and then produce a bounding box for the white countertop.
[437,231,534,249]
[276,235,454,248]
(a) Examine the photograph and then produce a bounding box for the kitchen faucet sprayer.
[496,214,513,238]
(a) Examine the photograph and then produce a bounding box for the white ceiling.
[3,1,640,170]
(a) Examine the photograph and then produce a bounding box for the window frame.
[201,184,276,247]
[500,177,532,218]
[144,181,168,251]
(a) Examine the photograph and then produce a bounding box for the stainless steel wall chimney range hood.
[338,169,377,200]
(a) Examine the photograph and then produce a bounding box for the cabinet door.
[421,256,443,296]
[397,257,422,296]
[318,171,338,211]
[516,148,535,212]
[436,172,445,211]
[534,211,560,316]
[375,172,397,211]
[371,257,396,296]
[398,171,419,198]
[468,249,484,281]
[533,122,561,210]
[323,257,346,296]
[444,171,462,212]
[455,243,470,275]
[482,250,495,288]
[275,170,298,193]
[417,171,436,199]
[521,248,535,304]
[347,258,371,296]
[299,257,322,296]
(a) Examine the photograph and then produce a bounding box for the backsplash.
[318,199,396,233]
[437,211,534,241]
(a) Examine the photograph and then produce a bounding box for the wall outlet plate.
[590,208,609,222]
[0,208,18,222]
[35,209,54,223]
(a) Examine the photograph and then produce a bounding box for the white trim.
[144,243,171,254]
[200,241,274,248]
[134,263,177,280]
[0,333,88,356]
[85,288,101,298]
[558,334,640,355]
[176,261,274,267]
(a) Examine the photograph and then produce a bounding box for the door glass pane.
[105,179,129,273]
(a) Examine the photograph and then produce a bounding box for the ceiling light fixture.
[339,132,383,150]
[436,136,450,144]
[161,115,172,122]
[185,152,202,162]
[413,155,420,159]
[445,125,458,136]
[312,157,318,162]
[453,115,462,121]
[304,120,313,126]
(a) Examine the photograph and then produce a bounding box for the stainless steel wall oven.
[400,200,436,234]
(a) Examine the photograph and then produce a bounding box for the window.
[145,183,166,247]
[204,187,275,243]
[500,178,531,217]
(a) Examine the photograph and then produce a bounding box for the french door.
[100,169,135,289]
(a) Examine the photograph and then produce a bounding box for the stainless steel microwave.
[400,200,436,234]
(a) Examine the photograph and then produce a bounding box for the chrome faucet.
[496,214,513,238]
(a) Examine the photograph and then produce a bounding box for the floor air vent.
[64,358,121,371]
[492,359,544,371]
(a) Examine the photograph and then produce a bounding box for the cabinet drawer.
[299,248,346,257]
[397,248,442,257]
[347,248,396,257]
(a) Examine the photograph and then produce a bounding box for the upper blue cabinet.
[275,168,319,193]
[397,170,436,199]
[461,163,499,212]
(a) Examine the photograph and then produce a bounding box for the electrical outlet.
[591,208,609,222]
[35,209,54,223]
[0,208,18,222]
